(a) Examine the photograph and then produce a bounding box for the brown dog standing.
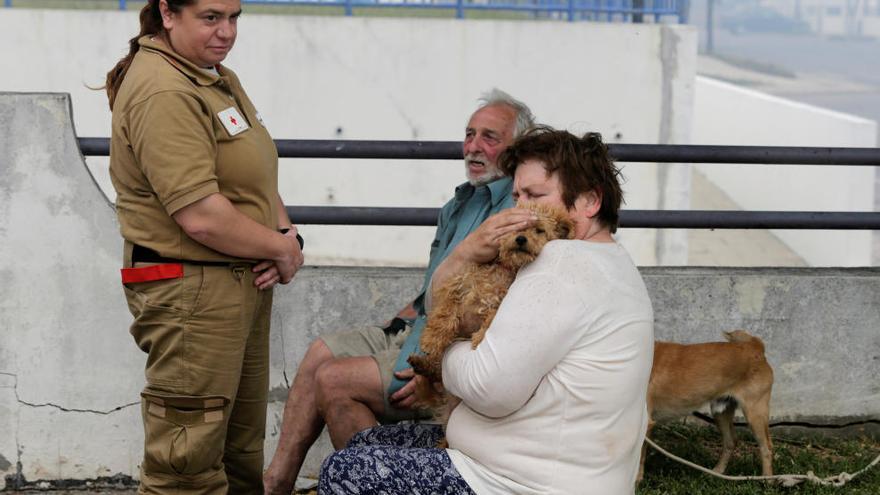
[640,330,774,480]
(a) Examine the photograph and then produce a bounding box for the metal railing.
[2,0,688,23]
[77,137,880,229]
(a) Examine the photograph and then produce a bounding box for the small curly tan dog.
[407,202,574,416]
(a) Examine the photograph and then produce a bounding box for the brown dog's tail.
[723,330,765,351]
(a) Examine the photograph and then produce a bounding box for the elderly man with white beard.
[263,89,536,494]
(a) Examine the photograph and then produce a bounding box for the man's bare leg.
[315,356,387,449]
[263,339,335,495]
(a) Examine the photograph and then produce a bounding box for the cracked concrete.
[2,368,139,488]
[3,370,138,415]
[14,400,139,415]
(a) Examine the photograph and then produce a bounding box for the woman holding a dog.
[105,0,303,493]
[319,127,654,494]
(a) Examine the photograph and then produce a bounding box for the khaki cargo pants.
[123,260,272,494]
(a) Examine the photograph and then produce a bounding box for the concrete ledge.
[1,93,877,486]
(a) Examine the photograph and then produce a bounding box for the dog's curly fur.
[406,202,574,438]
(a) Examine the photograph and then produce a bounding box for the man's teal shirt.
[388,177,514,395]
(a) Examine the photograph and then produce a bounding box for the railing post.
[456,0,464,19]
[706,0,714,53]
[633,0,644,23]
[345,0,352,16]
[567,0,574,22]
[677,0,690,24]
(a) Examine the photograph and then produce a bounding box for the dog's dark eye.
[536,228,545,234]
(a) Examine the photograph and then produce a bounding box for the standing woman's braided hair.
[104,0,196,110]
[498,126,625,233]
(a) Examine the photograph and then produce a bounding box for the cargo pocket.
[141,390,230,477]
[123,264,204,316]
[124,266,205,389]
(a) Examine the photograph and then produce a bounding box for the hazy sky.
[690,0,880,130]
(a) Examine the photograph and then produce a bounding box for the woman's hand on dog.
[430,208,538,299]
[458,208,538,264]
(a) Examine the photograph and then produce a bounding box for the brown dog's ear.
[556,219,573,239]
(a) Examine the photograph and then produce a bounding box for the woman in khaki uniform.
[105,1,303,493]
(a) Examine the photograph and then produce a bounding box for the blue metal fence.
[2,0,688,23]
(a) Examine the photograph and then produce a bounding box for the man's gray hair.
[478,88,536,138]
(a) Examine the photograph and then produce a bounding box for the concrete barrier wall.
[693,76,878,267]
[0,8,697,266]
[1,93,878,487]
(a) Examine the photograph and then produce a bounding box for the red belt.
[121,264,184,284]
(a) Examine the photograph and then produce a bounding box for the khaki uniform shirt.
[110,36,278,262]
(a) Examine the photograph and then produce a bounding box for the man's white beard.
[465,155,504,186]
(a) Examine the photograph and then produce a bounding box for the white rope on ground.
[644,437,880,487]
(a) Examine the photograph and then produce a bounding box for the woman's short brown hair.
[499,126,624,233]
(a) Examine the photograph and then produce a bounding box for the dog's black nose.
[515,235,527,246]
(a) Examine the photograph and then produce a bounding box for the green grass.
[638,422,880,494]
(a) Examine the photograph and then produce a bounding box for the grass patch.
[638,422,880,494]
